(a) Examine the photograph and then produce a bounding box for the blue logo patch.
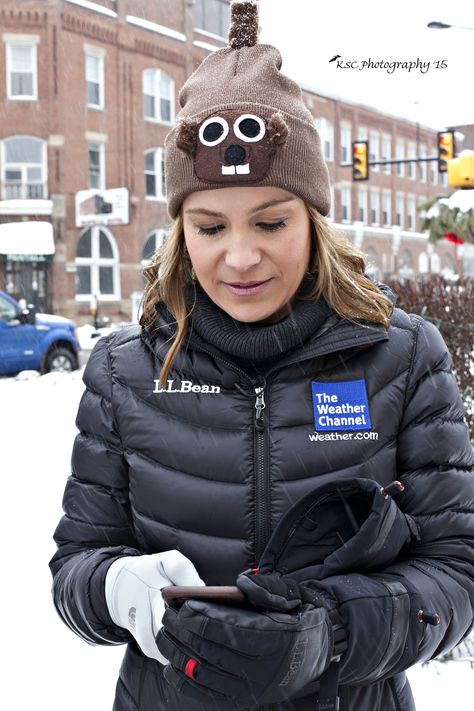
[312,380,372,432]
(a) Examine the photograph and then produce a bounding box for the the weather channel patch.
[312,380,372,432]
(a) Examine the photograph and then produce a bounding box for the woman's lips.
[223,278,273,296]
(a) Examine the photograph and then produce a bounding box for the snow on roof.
[65,0,117,18]
[300,82,440,133]
[193,40,220,53]
[0,199,53,216]
[0,221,54,256]
[126,16,186,42]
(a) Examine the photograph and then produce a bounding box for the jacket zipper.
[254,385,271,563]
[182,343,272,563]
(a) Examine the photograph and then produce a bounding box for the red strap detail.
[184,658,198,680]
[251,567,259,575]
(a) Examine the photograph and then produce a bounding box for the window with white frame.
[142,229,167,264]
[75,226,120,300]
[365,245,381,280]
[1,135,47,199]
[407,196,416,230]
[193,0,230,39]
[358,126,368,141]
[87,142,105,189]
[143,69,174,124]
[430,163,437,186]
[358,187,368,223]
[407,143,416,180]
[396,194,404,228]
[441,172,448,188]
[369,130,379,172]
[399,249,414,278]
[420,144,427,182]
[418,252,429,274]
[340,123,351,163]
[326,186,334,221]
[430,252,441,274]
[382,191,391,226]
[370,190,379,225]
[145,148,166,200]
[341,185,351,222]
[396,140,404,177]
[6,38,38,100]
[382,134,391,174]
[315,118,333,161]
[85,51,104,109]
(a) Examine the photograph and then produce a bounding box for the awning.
[0,221,55,260]
[0,199,53,216]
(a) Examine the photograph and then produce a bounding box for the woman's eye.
[258,221,286,232]
[196,224,224,235]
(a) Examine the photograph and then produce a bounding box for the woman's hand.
[105,550,204,663]
[156,576,332,709]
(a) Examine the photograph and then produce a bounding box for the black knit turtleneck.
[186,284,331,363]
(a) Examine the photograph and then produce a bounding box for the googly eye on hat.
[165,0,330,219]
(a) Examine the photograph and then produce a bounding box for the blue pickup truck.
[0,290,81,375]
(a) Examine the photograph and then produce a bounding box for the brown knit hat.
[164,0,330,219]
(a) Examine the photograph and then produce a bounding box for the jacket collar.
[142,306,388,383]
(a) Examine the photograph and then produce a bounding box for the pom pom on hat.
[228,0,259,49]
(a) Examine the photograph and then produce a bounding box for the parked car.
[0,290,81,375]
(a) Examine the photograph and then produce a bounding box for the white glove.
[105,550,205,663]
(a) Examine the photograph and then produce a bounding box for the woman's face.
[182,186,312,323]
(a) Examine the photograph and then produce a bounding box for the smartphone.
[161,585,247,608]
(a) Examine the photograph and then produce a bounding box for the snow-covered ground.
[0,367,472,710]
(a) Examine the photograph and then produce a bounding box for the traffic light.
[448,150,474,188]
[437,131,455,173]
[352,141,369,181]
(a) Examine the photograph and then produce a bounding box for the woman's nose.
[224,235,261,272]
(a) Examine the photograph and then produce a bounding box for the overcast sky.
[258,0,473,130]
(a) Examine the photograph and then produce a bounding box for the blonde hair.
[140,206,393,386]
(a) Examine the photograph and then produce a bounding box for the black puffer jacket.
[50,305,474,711]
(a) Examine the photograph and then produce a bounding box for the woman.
[50,2,474,710]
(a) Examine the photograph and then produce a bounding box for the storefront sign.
[5,254,52,262]
[75,188,129,227]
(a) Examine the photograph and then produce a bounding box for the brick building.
[303,89,461,282]
[0,0,461,322]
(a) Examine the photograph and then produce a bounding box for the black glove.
[236,569,326,612]
[237,570,348,662]
[157,572,333,710]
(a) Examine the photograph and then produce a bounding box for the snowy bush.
[387,276,474,443]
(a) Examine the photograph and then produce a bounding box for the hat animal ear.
[176,120,198,155]
[228,0,259,49]
[267,113,289,146]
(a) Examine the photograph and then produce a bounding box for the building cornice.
[61,11,118,45]
[0,7,47,30]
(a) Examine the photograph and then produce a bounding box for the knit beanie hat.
[164,0,330,219]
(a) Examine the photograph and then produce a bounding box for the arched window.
[430,252,441,274]
[399,249,414,279]
[365,246,381,280]
[1,135,47,199]
[314,118,334,162]
[145,148,166,200]
[143,69,174,124]
[418,251,429,274]
[142,229,167,265]
[75,226,120,301]
[442,252,457,277]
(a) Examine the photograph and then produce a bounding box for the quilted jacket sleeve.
[49,336,141,645]
[303,316,474,685]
